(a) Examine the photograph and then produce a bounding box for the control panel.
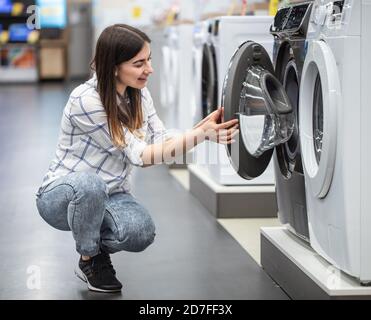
[271,2,311,33]
[333,1,345,13]
[285,4,310,30]
[273,7,291,31]
[330,1,345,25]
[310,0,345,27]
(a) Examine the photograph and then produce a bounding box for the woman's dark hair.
[91,24,151,147]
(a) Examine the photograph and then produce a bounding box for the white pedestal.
[189,164,277,218]
[261,227,371,299]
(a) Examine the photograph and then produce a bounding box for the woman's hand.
[141,107,239,167]
[193,107,239,145]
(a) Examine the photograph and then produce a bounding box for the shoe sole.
[74,267,122,293]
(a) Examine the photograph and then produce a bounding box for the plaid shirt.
[38,75,170,195]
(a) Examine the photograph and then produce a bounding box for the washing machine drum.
[222,41,295,179]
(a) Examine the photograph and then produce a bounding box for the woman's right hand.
[193,107,239,145]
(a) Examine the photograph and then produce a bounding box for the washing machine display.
[272,7,291,32]
[299,0,371,284]
[222,2,313,240]
[285,4,310,30]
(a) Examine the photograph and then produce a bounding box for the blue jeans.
[35,172,156,257]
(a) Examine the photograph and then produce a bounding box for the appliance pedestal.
[261,227,371,300]
[188,164,277,218]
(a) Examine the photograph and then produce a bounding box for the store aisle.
[0,83,289,300]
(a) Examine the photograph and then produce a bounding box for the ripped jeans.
[35,172,156,257]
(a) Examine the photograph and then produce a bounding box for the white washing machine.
[146,27,167,113]
[160,42,171,111]
[201,16,276,185]
[161,26,179,129]
[161,24,194,132]
[299,0,371,284]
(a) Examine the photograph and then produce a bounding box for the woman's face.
[116,42,153,92]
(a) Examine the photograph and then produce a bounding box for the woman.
[35,24,238,293]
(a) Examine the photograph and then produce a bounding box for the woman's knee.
[136,216,156,251]
[124,210,156,252]
[105,207,156,253]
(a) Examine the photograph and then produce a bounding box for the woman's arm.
[141,108,239,167]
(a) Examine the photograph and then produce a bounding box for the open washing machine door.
[299,40,340,199]
[201,43,218,118]
[222,41,295,180]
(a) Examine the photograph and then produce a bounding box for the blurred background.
[0,0,285,85]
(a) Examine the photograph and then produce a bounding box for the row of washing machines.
[152,0,371,286]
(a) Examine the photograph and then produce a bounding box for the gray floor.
[0,82,289,300]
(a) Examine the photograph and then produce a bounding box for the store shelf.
[0,44,38,83]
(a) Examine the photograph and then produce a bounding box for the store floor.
[169,169,283,265]
[0,82,289,300]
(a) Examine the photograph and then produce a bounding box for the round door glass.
[238,65,294,157]
[312,74,324,165]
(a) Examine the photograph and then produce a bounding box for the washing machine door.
[222,41,294,179]
[202,43,218,118]
[299,40,340,199]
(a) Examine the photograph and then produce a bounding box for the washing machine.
[299,0,371,284]
[222,2,313,241]
[270,2,313,241]
[161,24,195,133]
[146,27,167,113]
[161,26,179,129]
[201,16,276,186]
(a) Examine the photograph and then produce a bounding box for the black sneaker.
[74,252,122,293]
